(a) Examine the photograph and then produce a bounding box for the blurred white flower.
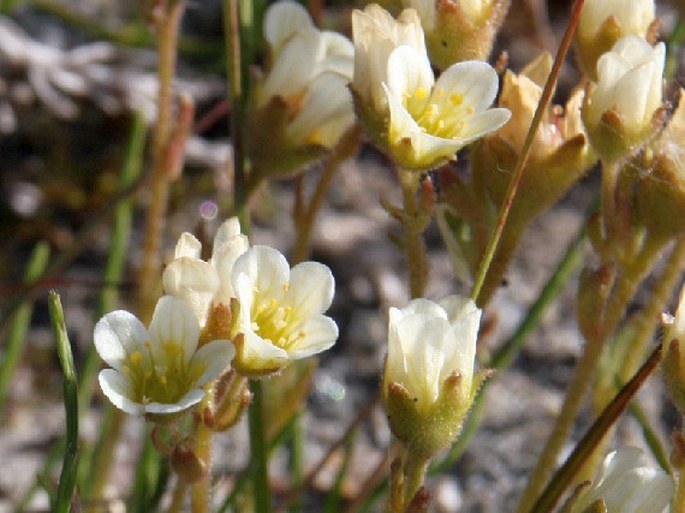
[583,36,665,158]
[231,245,338,375]
[384,296,481,409]
[384,45,510,169]
[351,4,426,114]
[571,448,673,513]
[94,296,234,416]
[255,0,354,149]
[162,217,249,327]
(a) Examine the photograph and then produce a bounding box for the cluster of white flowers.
[95,218,338,416]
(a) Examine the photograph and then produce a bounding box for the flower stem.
[250,380,272,513]
[397,169,429,299]
[530,343,663,513]
[138,0,185,321]
[191,392,215,513]
[223,0,249,228]
[167,480,187,513]
[515,241,662,513]
[401,451,429,510]
[292,125,362,264]
[470,0,584,306]
[675,468,685,513]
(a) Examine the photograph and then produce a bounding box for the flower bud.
[575,0,656,79]
[402,0,511,69]
[472,52,594,229]
[382,296,486,458]
[582,36,665,162]
[632,90,685,242]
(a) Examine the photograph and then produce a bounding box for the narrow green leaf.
[49,291,79,513]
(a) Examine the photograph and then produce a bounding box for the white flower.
[578,0,654,43]
[351,4,427,114]
[231,245,338,375]
[382,296,483,456]
[94,296,234,416]
[571,448,673,513]
[384,45,511,169]
[584,36,665,146]
[162,217,249,327]
[256,0,354,148]
[384,296,481,409]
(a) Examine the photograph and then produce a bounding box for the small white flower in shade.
[578,0,654,43]
[384,45,511,169]
[162,217,249,327]
[230,245,338,375]
[570,448,673,513]
[94,296,235,416]
[384,296,481,410]
[351,4,427,114]
[583,36,665,156]
[256,0,354,149]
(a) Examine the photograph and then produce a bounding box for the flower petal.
[286,72,353,147]
[433,60,500,113]
[144,388,206,415]
[264,0,313,55]
[386,45,434,114]
[287,315,339,358]
[173,232,202,259]
[98,369,144,416]
[94,310,148,371]
[192,339,235,386]
[240,330,289,371]
[162,257,220,325]
[148,296,201,365]
[232,246,290,304]
[285,261,335,315]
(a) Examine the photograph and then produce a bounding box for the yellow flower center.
[251,288,306,350]
[406,87,471,139]
[122,341,205,405]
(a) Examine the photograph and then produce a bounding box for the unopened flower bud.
[402,0,510,69]
[575,0,656,79]
[633,90,685,242]
[582,36,665,162]
[382,296,486,458]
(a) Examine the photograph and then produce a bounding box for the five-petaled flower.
[94,296,234,417]
[351,3,510,171]
[230,245,338,376]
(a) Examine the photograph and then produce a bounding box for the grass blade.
[49,291,79,513]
